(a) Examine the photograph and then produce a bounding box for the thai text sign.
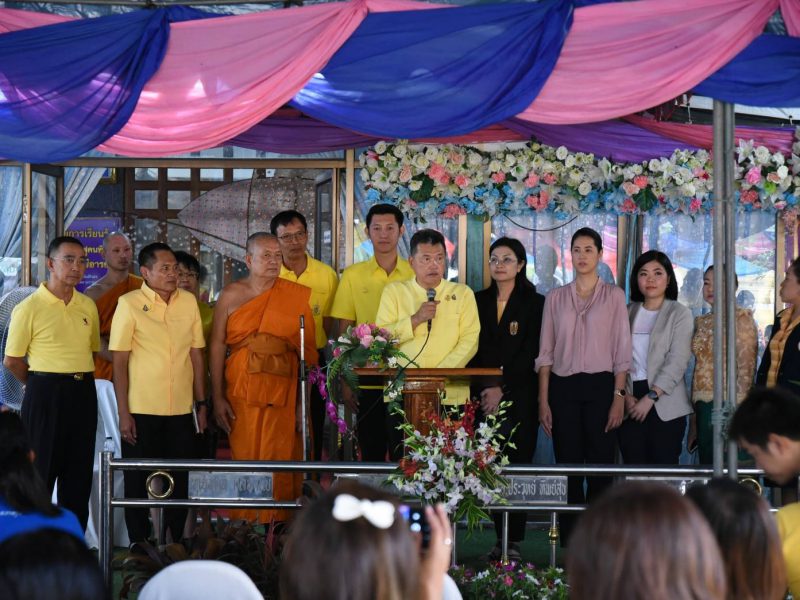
[188,471,273,500]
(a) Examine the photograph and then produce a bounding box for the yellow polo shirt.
[375,278,480,405]
[330,255,414,325]
[777,503,800,600]
[5,283,99,373]
[279,254,338,349]
[109,284,205,416]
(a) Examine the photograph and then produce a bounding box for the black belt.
[29,371,93,381]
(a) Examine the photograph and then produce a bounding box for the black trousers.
[618,380,686,464]
[486,388,537,543]
[122,413,194,543]
[22,373,98,532]
[549,371,615,545]
[356,388,390,462]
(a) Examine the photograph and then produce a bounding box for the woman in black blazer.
[469,236,544,561]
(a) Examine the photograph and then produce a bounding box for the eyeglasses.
[489,256,518,267]
[415,255,446,266]
[278,231,308,243]
[51,256,88,267]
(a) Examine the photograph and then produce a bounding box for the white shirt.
[631,306,659,381]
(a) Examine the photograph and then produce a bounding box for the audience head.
[567,481,726,600]
[570,227,603,277]
[488,237,533,292]
[629,250,678,303]
[138,243,177,297]
[174,250,202,296]
[280,481,419,600]
[780,257,800,306]
[0,529,106,600]
[244,232,282,279]
[736,290,755,310]
[686,478,786,600]
[409,229,447,290]
[702,265,738,306]
[0,412,57,516]
[46,236,87,286]
[730,387,800,484]
[270,210,308,264]
[365,204,405,255]
[102,232,133,273]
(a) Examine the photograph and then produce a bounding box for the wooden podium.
[353,367,502,436]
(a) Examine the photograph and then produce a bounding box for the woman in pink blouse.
[535,227,632,545]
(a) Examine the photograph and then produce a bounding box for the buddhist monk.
[84,232,142,380]
[209,232,317,524]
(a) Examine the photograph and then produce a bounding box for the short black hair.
[173,250,201,275]
[47,236,83,258]
[366,204,404,228]
[571,227,603,252]
[270,210,307,235]
[729,387,800,448]
[489,237,534,292]
[704,264,739,288]
[409,229,445,256]
[629,250,679,302]
[138,242,174,269]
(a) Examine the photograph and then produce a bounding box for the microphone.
[426,288,436,331]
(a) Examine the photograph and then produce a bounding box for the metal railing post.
[99,450,113,586]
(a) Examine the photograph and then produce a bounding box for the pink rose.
[442,204,466,219]
[454,174,471,188]
[767,171,782,183]
[333,346,344,358]
[622,181,640,196]
[621,198,637,213]
[406,200,418,209]
[428,163,446,180]
[689,198,701,213]
[399,165,412,183]
[448,150,465,165]
[693,167,708,179]
[367,150,378,160]
[359,334,374,348]
[745,166,762,185]
[633,175,648,188]
[542,173,557,185]
[775,200,788,210]
[491,172,506,184]
[525,194,549,211]
[539,190,550,203]
[524,173,540,188]
[437,174,451,186]
[353,323,372,340]
[740,189,759,204]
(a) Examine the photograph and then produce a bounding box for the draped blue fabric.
[0,6,210,163]
[291,1,573,138]
[694,34,800,107]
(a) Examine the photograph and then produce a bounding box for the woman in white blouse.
[618,250,693,464]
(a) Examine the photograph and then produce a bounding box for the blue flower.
[366,188,382,204]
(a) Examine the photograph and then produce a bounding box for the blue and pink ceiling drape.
[0,0,798,164]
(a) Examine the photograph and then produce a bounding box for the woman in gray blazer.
[619,250,694,464]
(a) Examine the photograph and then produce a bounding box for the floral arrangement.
[308,323,414,434]
[388,400,511,533]
[450,562,568,600]
[359,134,800,222]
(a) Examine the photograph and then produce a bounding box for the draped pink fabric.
[99,0,369,156]
[517,0,780,124]
[624,114,796,155]
[0,7,70,33]
[781,0,800,36]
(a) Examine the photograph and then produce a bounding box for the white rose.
[773,152,785,166]
[468,152,483,166]
[374,141,387,155]
[413,155,430,170]
[578,181,592,196]
[425,147,439,161]
[565,155,576,168]
[360,169,370,182]
[409,180,422,191]
[648,159,661,172]
[393,145,407,158]
[555,146,569,161]
[489,159,503,172]
[504,154,517,168]
[778,165,789,179]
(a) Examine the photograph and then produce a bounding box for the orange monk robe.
[225,278,318,523]
[94,275,143,380]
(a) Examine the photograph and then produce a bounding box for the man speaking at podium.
[376,229,480,459]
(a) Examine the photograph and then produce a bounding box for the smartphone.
[399,503,431,549]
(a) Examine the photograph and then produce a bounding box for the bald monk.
[209,232,317,524]
[85,232,142,380]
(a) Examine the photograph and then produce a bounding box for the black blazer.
[756,310,800,398]
[469,283,545,402]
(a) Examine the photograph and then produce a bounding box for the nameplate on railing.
[626,476,708,495]
[188,471,273,500]
[502,476,568,505]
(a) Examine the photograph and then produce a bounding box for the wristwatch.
[614,389,626,398]
[647,390,659,402]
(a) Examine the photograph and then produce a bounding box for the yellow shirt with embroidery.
[376,278,480,405]
[109,284,205,416]
[330,256,414,325]
[767,308,800,388]
[5,283,99,373]
[279,254,338,349]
